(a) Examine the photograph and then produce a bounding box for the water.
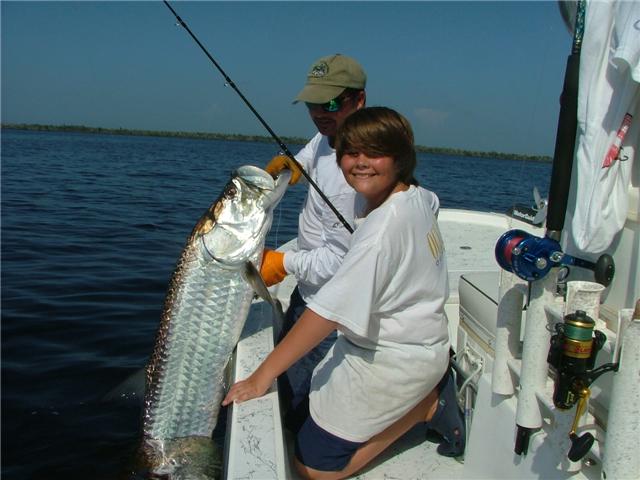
[1,129,550,479]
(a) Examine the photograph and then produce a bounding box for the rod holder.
[564,280,605,321]
[603,307,640,479]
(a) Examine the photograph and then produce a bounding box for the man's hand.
[260,249,287,287]
[265,155,303,185]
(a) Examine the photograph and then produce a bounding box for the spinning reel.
[495,230,615,286]
[548,310,618,461]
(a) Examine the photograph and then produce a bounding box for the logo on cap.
[309,62,329,78]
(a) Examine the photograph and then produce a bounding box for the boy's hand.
[222,373,271,406]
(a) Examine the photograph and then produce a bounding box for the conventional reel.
[495,229,614,286]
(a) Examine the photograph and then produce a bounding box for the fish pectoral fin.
[271,298,285,340]
[243,261,286,337]
[244,261,273,304]
[101,366,146,404]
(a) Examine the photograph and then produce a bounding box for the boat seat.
[458,272,500,354]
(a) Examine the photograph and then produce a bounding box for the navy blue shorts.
[295,416,364,471]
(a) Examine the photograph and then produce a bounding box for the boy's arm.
[222,308,337,406]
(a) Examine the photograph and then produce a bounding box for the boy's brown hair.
[335,106,418,186]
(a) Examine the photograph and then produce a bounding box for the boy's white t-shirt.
[306,185,450,442]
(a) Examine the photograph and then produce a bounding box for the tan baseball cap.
[294,54,367,104]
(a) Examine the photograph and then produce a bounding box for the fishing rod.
[162,0,354,234]
[545,0,585,241]
[496,0,613,287]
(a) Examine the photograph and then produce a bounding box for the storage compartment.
[458,272,500,355]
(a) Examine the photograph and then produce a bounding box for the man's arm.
[284,191,356,285]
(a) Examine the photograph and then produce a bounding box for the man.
[259,53,366,428]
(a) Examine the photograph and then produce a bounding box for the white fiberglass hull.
[223,203,638,479]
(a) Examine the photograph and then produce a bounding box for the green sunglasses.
[306,93,354,113]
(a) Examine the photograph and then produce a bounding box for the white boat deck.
[224,209,543,479]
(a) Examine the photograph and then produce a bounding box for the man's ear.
[358,90,367,108]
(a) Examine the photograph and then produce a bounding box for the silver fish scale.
[144,240,257,439]
[143,237,258,439]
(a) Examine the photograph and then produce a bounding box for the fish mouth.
[266,169,291,208]
[234,165,275,191]
[233,165,291,209]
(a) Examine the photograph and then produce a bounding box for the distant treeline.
[1,123,552,162]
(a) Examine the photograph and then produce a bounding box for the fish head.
[140,436,221,479]
[195,166,290,267]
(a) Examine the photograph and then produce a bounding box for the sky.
[1,1,573,156]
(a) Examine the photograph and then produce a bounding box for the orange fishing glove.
[260,249,287,287]
[265,155,303,185]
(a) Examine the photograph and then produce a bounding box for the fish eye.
[224,185,237,199]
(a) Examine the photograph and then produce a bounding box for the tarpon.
[140,165,289,475]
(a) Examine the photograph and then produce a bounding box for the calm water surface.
[1,129,550,479]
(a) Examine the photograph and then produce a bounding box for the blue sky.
[1,1,572,156]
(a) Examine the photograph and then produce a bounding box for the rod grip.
[546,52,580,234]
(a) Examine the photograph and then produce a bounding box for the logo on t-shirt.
[427,225,445,266]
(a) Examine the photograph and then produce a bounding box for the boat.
[222,1,639,478]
